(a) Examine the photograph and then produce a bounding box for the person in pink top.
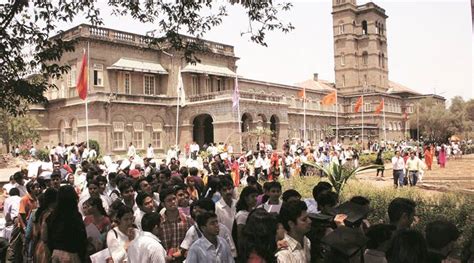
[438,145,447,168]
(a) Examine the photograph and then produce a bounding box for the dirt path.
[356,154,474,195]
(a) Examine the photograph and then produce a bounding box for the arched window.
[378,53,382,67]
[362,52,368,66]
[375,22,379,34]
[362,20,368,35]
[340,53,345,66]
[342,75,346,87]
[381,53,385,68]
[339,23,344,35]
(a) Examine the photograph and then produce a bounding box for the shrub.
[88,139,100,156]
[280,176,474,259]
[37,148,50,162]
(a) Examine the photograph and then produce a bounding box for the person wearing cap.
[321,226,369,262]
[364,224,396,263]
[276,200,311,263]
[425,220,460,263]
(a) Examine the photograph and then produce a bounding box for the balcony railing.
[188,90,283,103]
[59,24,234,57]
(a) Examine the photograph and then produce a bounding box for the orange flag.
[375,98,384,114]
[322,91,337,105]
[354,96,363,113]
[76,50,88,100]
[298,87,305,98]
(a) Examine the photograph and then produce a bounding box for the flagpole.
[383,98,387,142]
[85,42,90,149]
[175,69,180,147]
[335,90,338,144]
[416,103,419,142]
[361,95,364,150]
[303,86,306,142]
[236,74,242,153]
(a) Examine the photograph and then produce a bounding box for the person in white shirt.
[180,198,236,257]
[134,192,155,231]
[186,211,235,263]
[3,188,21,241]
[127,212,166,263]
[276,200,312,263]
[12,172,27,197]
[215,179,237,237]
[190,141,200,159]
[127,143,136,159]
[107,204,140,263]
[2,176,16,198]
[146,143,155,159]
[391,151,406,188]
[257,181,283,214]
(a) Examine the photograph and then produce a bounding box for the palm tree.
[303,161,382,197]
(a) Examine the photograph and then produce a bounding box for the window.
[113,122,125,150]
[151,122,163,149]
[124,73,131,94]
[342,75,346,87]
[362,52,368,66]
[93,64,103,86]
[144,75,155,95]
[362,20,368,35]
[339,24,344,35]
[133,122,144,149]
[381,53,385,68]
[340,53,345,66]
[217,78,225,91]
[364,102,371,112]
[206,77,213,93]
[68,65,76,87]
[192,75,199,95]
[363,74,368,86]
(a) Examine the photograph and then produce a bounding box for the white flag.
[177,69,186,107]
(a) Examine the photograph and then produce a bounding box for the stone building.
[30,0,444,155]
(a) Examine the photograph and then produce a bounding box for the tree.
[303,161,382,197]
[0,109,40,153]
[410,98,454,142]
[466,99,474,122]
[0,1,294,116]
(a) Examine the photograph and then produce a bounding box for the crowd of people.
[0,138,472,263]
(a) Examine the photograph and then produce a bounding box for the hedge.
[281,176,474,259]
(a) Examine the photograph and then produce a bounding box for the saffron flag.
[354,96,363,113]
[375,98,384,114]
[232,75,239,111]
[76,49,88,100]
[297,87,305,99]
[322,91,337,105]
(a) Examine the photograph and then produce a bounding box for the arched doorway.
[193,114,214,147]
[270,115,279,149]
[241,113,252,132]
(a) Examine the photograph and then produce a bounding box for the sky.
[58,0,473,101]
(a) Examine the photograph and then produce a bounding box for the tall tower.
[332,0,389,94]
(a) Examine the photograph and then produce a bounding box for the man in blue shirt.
[187,211,234,262]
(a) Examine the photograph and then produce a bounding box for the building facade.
[30,0,443,155]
